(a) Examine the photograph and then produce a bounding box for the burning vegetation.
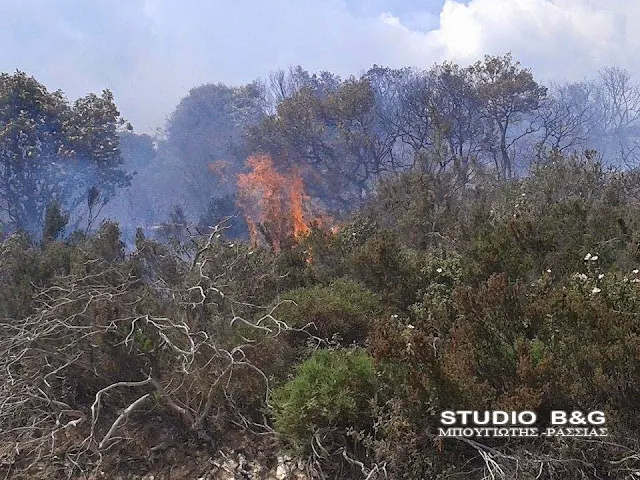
[234,154,324,251]
[4,57,640,480]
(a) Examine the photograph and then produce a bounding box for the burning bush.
[236,154,333,251]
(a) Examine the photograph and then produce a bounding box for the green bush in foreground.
[270,348,376,453]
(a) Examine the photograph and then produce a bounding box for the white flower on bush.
[574,273,588,282]
[592,287,602,294]
[584,253,592,261]
[598,273,605,280]
[436,268,443,273]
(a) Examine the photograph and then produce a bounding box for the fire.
[289,169,310,238]
[236,154,316,252]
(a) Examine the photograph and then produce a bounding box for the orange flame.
[237,154,317,252]
[290,169,310,239]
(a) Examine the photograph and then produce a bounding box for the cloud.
[2,0,640,132]
[370,0,639,82]
[423,0,635,80]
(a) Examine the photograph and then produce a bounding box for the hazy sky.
[2,0,638,133]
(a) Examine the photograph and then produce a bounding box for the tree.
[365,58,544,180]
[266,66,341,109]
[469,54,547,178]
[364,65,435,171]
[430,62,488,176]
[0,71,129,234]
[536,67,640,166]
[595,66,640,136]
[589,66,640,164]
[249,76,398,212]
[163,81,266,216]
[533,81,593,159]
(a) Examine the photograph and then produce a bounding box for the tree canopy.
[0,71,129,235]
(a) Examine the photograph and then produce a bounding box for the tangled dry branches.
[0,225,299,478]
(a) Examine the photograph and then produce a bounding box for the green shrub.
[274,278,382,345]
[526,269,640,420]
[410,251,464,333]
[347,231,440,309]
[270,348,376,452]
[467,220,536,281]
[42,201,69,243]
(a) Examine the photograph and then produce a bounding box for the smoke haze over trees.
[5,54,640,241]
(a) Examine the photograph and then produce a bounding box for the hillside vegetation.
[1,55,640,479]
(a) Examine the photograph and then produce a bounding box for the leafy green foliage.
[274,278,382,345]
[0,72,129,234]
[347,231,441,309]
[42,202,69,242]
[270,348,376,452]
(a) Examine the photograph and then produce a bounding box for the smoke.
[423,0,632,81]
[3,0,640,134]
[95,133,202,245]
[5,0,640,243]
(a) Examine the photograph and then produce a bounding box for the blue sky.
[2,0,638,133]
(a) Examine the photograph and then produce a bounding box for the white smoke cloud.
[420,0,635,80]
[2,0,640,132]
